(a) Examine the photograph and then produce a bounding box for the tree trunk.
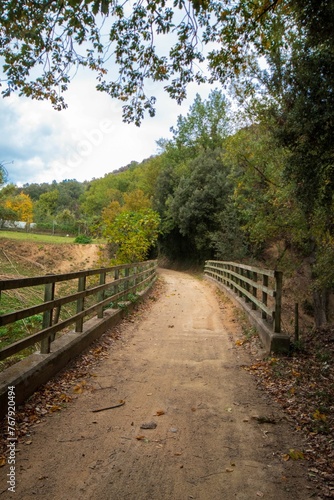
[312,287,328,327]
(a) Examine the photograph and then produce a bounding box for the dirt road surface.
[1,269,313,499]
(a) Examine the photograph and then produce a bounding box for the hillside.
[0,238,102,277]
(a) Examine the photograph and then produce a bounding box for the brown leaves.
[240,324,334,497]
[73,381,88,394]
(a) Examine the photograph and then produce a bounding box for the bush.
[74,235,93,244]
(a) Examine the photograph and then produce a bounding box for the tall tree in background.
[155,89,231,262]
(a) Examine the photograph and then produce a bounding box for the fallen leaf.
[136,435,145,440]
[155,410,165,416]
[0,457,6,467]
[50,405,62,412]
[288,449,304,460]
[73,381,87,394]
[313,410,327,422]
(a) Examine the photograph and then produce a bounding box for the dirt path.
[1,269,313,499]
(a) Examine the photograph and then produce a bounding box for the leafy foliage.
[74,234,93,244]
[103,208,160,264]
[168,149,231,260]
[0,0,293,124]
[4,192,34,224]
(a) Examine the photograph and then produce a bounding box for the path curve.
[1,269,312,499]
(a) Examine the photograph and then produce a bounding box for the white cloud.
[0,69,215,186]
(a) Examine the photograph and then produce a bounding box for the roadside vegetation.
[0,231,76,244]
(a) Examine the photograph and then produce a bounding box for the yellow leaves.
[49,404,62,412]
[0,456,6,467]
[4,192,34,223]
[291,369,301,378]
[283,449,304,461]
[73,380,87,394]
[313,410,327,422]
[268,357,279,365]
[235,339,245,346]
[60,393,72,402]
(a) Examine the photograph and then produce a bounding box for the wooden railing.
[204,260,283,333]
[0,260,157,362]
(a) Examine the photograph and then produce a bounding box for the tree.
[269,0,334,325]
[168,149,231,261]
[4,192,34,225]
[0,0,293,124]
[224,124,308,254]
[103,208,160,264]
[0,183,17,228]
[170,90,231,152]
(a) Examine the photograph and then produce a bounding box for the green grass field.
[0,230,76,244]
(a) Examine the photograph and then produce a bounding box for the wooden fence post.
[262,274,268,320]
[97,270,106,319]
[114,268,119,296]
[252,272,258,310]
[76,274,86,332]
[125,267,130,296]
[41,278,55,354]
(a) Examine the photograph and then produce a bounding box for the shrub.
[74,235,92,244]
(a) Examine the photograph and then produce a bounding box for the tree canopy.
[0,0,300,124]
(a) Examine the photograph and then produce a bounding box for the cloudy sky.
[0,68,214,187]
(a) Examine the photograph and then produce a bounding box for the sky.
[0,69,214,187]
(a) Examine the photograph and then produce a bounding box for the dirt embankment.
[0,239,102,277]
[0,269,314,499]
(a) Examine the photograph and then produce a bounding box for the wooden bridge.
[0,260,289,417]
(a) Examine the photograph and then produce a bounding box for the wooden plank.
[0,265,157,326]
[206,271,274,317]
[0,269,157,361]
[0,260,157,291]
[205,261,275,278]
[207,269,275,297]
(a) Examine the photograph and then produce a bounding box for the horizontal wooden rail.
[0,260,157,362]
[204,260,282,334]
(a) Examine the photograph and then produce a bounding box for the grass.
[0,230,76,244]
